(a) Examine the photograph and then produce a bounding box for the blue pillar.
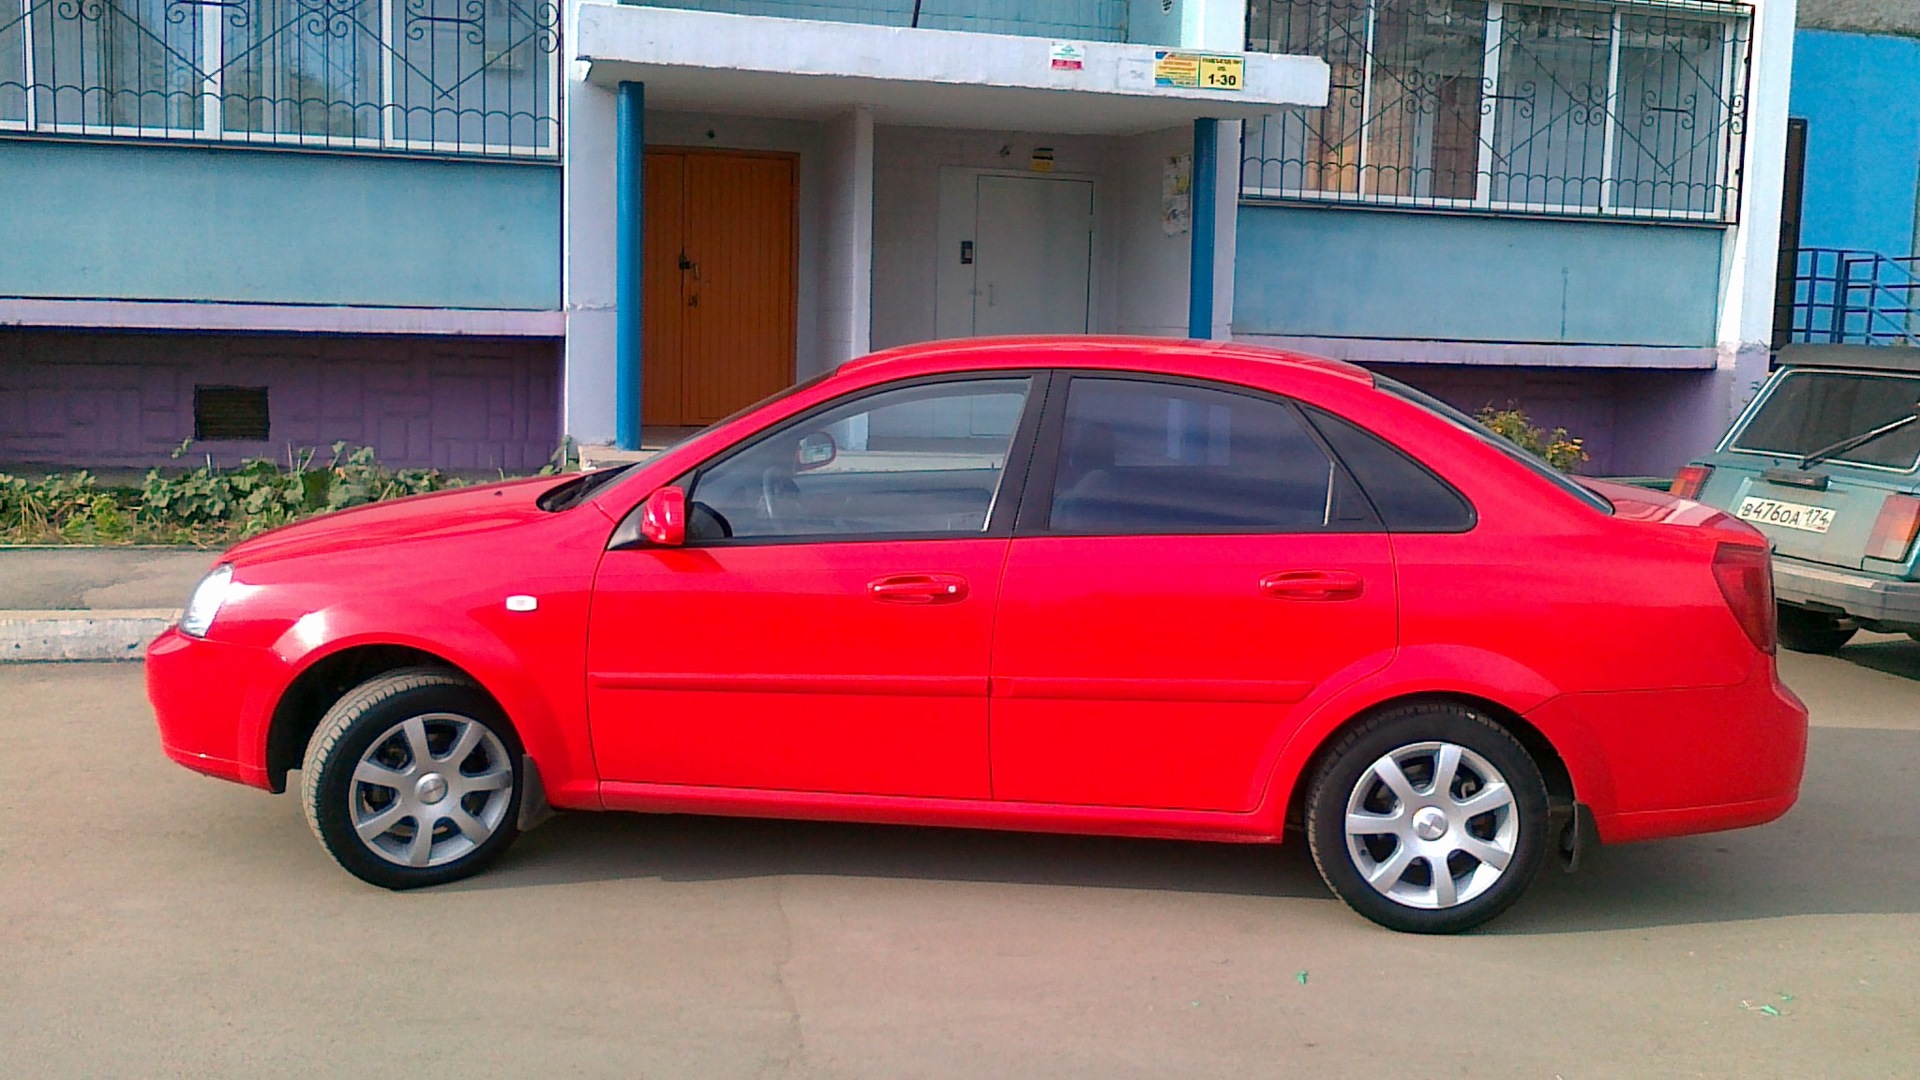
[615,81,645,450]
[1188,117,1218,341]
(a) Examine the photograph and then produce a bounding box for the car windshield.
[1732,369,1920,471]
[1374,375,1614,515]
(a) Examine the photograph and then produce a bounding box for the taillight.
[1865,494,1920,563]
[1671,464,1713,499]
[1712,542,1776,654]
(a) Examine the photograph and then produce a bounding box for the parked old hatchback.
[149,338,1807,934]
[1675,349,1920,653]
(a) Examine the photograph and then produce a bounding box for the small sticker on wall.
[1031,147,1056,172]
[1050,41,1086,71]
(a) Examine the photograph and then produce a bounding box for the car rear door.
[987,374,1397,813]
[586,374,1043,798]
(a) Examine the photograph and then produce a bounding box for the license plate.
[1736,495,1836,534]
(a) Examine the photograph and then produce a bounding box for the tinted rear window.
[1305,408,1475,532]
[1733,370,1920,470]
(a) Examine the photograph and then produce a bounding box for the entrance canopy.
[574,4,1329,136]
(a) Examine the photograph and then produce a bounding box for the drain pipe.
[1188,117,1219,340]
[616,81,646,451]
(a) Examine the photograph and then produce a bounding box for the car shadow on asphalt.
[473,810,1335,901]
[1831,635,1920,681]
[448,727,1920,934]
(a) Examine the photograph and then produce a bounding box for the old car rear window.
[1733,369,1920,471]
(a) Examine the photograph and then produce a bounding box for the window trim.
[1013,371,1388,539]
[657,370,1056,549]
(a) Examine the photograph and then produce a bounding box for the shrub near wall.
[0,441,506,546]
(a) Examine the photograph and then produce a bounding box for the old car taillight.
[1712,542,1776,654]
[1865,493,1920,563]
[1671,464,1713,499]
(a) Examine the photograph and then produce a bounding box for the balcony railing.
[0,0,560,158]
[624,0,1131,42]
[1784,249,1920,349]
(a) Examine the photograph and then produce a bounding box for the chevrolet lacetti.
[148,338,1808,933]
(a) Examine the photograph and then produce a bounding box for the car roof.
[830,336,1376,389]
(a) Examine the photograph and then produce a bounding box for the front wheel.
[1306,704,1550,934]
[1777,605,1856,654]
[301,667,523,890]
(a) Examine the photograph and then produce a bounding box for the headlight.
[181,564,234,638]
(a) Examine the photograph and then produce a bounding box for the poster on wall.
[1163,153,1192,236]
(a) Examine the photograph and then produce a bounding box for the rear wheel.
[1777,605,1856,654]
[301,667,523,890]
[1306,704,1549,934]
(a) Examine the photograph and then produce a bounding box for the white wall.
[1111,125,1197,338]
[871,127,1119,349]
[870,123,1207,350]
[1709,0,1797,434]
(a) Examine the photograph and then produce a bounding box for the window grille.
[0,0,559,158]
[1242,0,1751,222]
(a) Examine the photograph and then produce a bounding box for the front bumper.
[1772,555,1920,625]
[147,627,280,789]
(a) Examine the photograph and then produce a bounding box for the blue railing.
[1788,248,1920,348]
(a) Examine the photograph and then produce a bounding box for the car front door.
[989,374,1398,812]
[587,374,1042,798]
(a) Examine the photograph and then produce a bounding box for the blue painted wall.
[1790,30,1920,260]
[631,0,1129,40]
[1233,206,1724,346]
[0,141,561,310]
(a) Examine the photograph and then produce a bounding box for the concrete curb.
[0,609,179,662]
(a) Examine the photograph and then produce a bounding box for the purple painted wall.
[0,330,562,472]
[1368,364,1724,478]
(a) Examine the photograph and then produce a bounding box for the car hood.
[222,476,571,567]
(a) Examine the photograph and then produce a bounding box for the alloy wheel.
[348,713,515,869]
[1342,740,1519,910]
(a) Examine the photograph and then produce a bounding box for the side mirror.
[795,430,838,471]
[638,485,687,547]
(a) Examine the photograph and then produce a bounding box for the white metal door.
[970,175,1094,336]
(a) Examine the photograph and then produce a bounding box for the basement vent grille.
[193,386,271,442]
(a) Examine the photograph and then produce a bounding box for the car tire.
[1306,703,1550,934]
[301,667,523,890]
[1777,605,1856,654]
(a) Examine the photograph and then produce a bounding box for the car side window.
[684,377,1033,542]
[1044,377,1368,534]
[1303,407,1476,532]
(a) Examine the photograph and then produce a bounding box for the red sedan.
[148,338,1807,933]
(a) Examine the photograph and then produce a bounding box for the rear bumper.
[1773,555,1920,624]
[1524,664,1808,845]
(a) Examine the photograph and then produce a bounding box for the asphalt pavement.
[0,645,1915,1078]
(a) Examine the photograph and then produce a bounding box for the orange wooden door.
[641,150,797,427]
[641,152,687,427]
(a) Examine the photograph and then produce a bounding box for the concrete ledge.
[0,609,179,662]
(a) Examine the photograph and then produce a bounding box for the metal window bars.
[0,0,559,157]
[1787,249,1920,349]
[1241,0,1751,223]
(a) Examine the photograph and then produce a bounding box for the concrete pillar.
[817,106,875,372]
[562,47,619,448]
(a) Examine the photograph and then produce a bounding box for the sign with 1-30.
[1153,51,1245,92]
